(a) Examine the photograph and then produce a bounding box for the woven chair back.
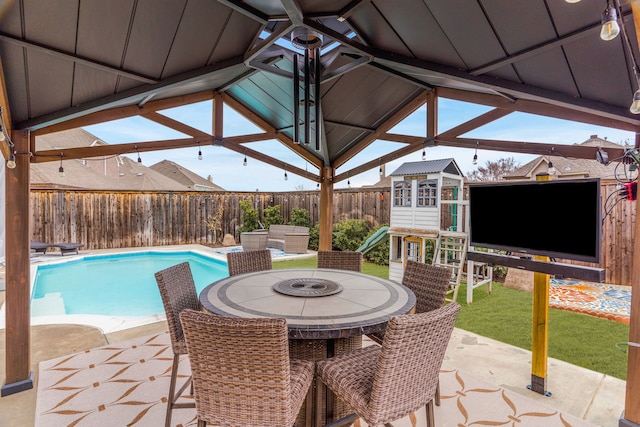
[154,262,201,355]
[227,249,272,276]
[317,250,363,272]
[370,302,461,420]
[179,309,311,426]
[403,260,451,313]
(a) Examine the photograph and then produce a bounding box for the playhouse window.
[394,181,412,206]
[417,179,437,207]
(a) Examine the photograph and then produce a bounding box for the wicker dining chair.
[316,302,461,427]
[317,250,363,272]
[179,309,315,427]
[227,248,272,276]
[366,260,451,406]
[154,262,200,427]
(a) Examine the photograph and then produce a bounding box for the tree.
[466,157,519,181]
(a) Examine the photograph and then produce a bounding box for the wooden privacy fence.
[29,182,635,285]
[30,187,390,249]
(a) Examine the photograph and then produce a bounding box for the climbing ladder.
[432,230,468,303]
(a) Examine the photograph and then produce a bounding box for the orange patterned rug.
[35,332,594,427]
[549,279,631,324]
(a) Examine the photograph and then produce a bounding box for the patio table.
[199,268,416,427]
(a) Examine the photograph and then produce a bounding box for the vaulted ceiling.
[2,0,640,183]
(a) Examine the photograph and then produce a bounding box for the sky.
[83,98,636,192]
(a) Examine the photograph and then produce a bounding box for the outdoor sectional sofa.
[264,225,310,254]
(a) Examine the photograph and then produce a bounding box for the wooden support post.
[619,133,640,426]
[2,129,33,396]
[530,172,551,396]
[318,167,333,251]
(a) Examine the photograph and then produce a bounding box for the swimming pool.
[30,251,228,319]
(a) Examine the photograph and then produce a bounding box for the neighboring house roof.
[31,129,224,191]
[150,160,225,191]
[113,157,191,191]
[505,135,631,181]
[389,159,462,177]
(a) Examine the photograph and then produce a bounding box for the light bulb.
[630,90,640,114]
[548,161,556,175]
[58,165,65,177]
[348,179,351,187]
[6,153,16,169]
[379,166,383,176]
[137,154,142,163]
[421,149,426,160]
[243,156,247,166]
[284,171,288,181]
[198,149,203,160]
[472,153,478,165]
[600,5,620,41]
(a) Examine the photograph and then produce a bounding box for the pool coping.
[0,244,316,334]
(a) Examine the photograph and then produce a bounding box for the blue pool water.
[31,251,229,318]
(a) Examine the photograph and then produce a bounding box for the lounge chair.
[30,241,83,256]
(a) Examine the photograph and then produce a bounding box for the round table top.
[199,268,416,339]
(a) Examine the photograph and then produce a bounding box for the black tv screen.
[468,178,602,263]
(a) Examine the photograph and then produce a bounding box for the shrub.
[332,219,370,252]
[289,208,311,228]
[236,199,259,235]
[363,224,390,266]
[308,224,319,250]
[263,205,284,228]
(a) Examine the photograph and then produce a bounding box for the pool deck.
[0,245,629,426]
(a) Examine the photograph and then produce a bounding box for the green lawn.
[273,257,630,380]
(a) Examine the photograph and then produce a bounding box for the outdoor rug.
[35,332,594,427]
[549,278,631,324]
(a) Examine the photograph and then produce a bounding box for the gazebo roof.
[1,1,640,180]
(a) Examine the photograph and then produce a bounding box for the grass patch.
[273,257,630,380]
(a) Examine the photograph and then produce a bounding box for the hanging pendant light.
[600,2,620,41]
[243,155,247,166]
[58,153,65,177]
[197,143,203,160]
[472,141,479,165]
[630,89,640,114]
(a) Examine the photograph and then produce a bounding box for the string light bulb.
[472,141,479,165]
[197,144,203,160]
[136,147,142,163]
[630,89,640,114]
[379,165,383,176]
[600,3,620,41]
[284,170,288,181]
[548,160,556,175]
[6,152,16,169]
[421,147,426,160]
[243,155,247,166]
[58,154,65,177]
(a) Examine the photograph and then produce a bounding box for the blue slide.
[357,226,390,255]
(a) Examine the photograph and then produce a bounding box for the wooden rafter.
[437,87,640,131]
[222,92,323,168]
[334,90,430,169]
[33,91,215,136]
[0,55,11,159]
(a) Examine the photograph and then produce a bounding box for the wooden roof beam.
[334,90,430,169]
[437,87,640,132]
[222,92,323,168]
[33,91,215,136]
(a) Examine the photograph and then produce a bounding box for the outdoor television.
[468,178,602,263]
